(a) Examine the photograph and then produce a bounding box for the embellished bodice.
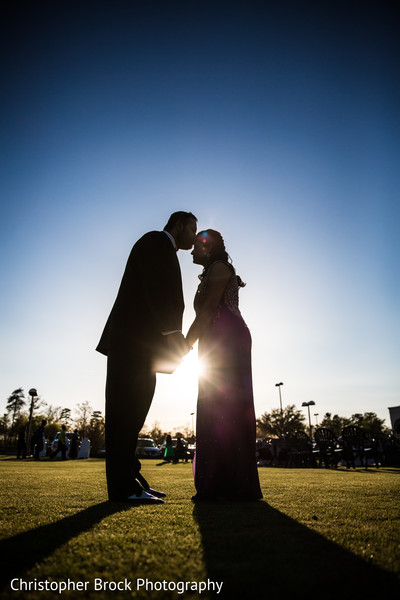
[194,261,243,320]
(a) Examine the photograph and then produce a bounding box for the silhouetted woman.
[186,230,262,501]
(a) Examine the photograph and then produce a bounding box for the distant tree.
[350,412,386,434]
[172,425,193,439]
[139,424,150,437]
[86,411,105,455]
[173,430,185,440]
[12,412,28,435]
[75,401,92,437]
[0,413,10,445]
[319,413,352,437]
[319,412,387,436]
[43,405,61,421]
[6,388,26,436]
[60,408,72,426]
[257,405,306,438]
[147,422,164,446]
[350,413,363,426]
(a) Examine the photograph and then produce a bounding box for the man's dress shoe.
[127,490,164,504]
[146,488,166,498]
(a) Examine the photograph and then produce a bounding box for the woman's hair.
[198,229,245,287]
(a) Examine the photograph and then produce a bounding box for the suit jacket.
[96,231,184,357]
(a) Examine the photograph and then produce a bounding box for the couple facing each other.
[96,211,262,503]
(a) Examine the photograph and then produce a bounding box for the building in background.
[388,407,400,435]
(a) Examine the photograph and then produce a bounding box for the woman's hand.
[184,337,193,353]
[166,331,190,358]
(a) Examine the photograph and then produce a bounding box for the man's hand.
[166,331,190,358]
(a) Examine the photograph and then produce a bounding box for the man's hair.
[164,211,197,232]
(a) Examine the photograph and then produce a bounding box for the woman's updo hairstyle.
[199,229,228,263]
[198,229,245,288]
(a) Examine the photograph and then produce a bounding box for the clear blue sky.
[1,0,399,432]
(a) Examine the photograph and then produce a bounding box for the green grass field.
[0,457,399,599]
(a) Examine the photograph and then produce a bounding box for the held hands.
[153,332,193,374]
[184,336,193,353]
[153,331,189,374]
[166,331,191,359]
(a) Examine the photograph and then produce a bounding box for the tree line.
[2,388,389,453]
[256,404,389,438]
[1,388,105,455]
[1,388,194,455]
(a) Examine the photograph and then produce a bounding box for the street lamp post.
[27,388,38,455]
[302,401,315,439]
[314,413,319,427]
[275,382,284,414]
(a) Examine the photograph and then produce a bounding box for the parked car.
[135,438,160,458]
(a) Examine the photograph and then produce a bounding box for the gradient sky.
[1,0,399,433]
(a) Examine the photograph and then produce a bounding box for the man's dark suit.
[96,230,184,500]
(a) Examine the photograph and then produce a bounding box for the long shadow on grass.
[339,467,400,475]
[0,502,131,591]
[194,501,399,599]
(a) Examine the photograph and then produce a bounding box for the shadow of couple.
[193,500,399,598]
[0,500,398,597]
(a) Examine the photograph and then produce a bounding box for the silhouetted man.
[33,419,47,460]
[96,211,197,503]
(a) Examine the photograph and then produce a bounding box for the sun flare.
[174,348,204,386]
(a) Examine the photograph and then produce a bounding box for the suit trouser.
[34,440,44,460]
[17,442,27,459]
[58,442,67,460]
[105,348,156,500]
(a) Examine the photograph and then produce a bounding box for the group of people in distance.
[97,211,262,503]
[162,435,191,464]
[17,421,81,461]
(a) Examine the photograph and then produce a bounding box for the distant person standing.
[33,420,47,461]
[51,424,68,460]
[164,434,175,463]
[17,426,27,459]
[69,429,80,459]
[174,436,186,462]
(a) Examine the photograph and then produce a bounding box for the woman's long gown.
[193,261,262,500]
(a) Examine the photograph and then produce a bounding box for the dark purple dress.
[193,261,263,501]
